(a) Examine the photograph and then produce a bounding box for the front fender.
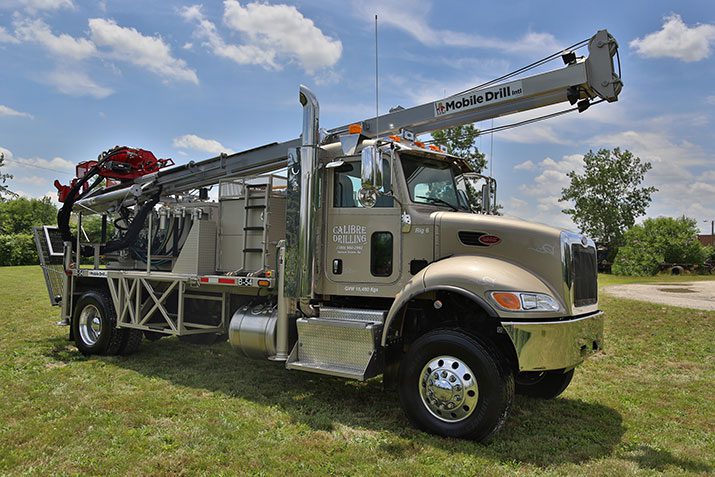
[381,255,563,346]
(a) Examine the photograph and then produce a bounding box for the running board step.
[286,317,382,381]
[319,307,386,323]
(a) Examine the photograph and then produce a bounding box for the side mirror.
[481,183,490,213]
[359,145,382,208]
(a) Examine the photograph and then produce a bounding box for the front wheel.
[398,330,514,441]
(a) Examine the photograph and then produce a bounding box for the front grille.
[571,244,598,306]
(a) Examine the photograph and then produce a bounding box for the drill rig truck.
[35,30,622,441]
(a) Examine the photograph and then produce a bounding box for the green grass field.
[1,266,713,476]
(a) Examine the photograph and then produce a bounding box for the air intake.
[458,231,488,247]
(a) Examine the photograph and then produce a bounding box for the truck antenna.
[374,14,379,141]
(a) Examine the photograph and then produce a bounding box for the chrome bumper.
[501,312,604,372]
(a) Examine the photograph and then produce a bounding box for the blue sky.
[1,0,714,232]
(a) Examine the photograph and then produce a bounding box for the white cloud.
[630,14,715,62]
[518,154,583,198]
[182,2,342,74]
[181,5,278,69]
[0,105,33,118]
[15,175,47,186]
[513,160,534,171]
[173,134,235,155]
[590,130,710,167]
[0,26,18,43]
[45,68,113,98]
[88,18,198,84]
[0,146,13,161]
[509,154,585,230]
[1,146,74,176]
[13,155,75,172]
[223,0,342,74]
[707,95,715,105]
[353,0,560,56]
[0,0,74,14]
[14,18,96,61]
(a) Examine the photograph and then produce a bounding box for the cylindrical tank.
[229,303,277,359]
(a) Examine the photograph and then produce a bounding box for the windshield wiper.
[416,196,458,211]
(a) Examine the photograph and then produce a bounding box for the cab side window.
[333,160,393,208]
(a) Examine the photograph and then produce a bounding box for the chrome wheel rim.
[419,355,479,422]
[78,304,102,346]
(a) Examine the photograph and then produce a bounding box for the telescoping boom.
[76,29,620,209]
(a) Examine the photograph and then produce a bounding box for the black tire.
[515,369,574,399]
[72,290,125,356]
[398,330,514,442]
[118,329,143,355]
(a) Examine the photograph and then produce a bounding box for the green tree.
[613,216,712,276]
[0,196,57,234]
[0,152,16,201]
[432,124,487,172]
[560,148,657,247]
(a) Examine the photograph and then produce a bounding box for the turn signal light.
[257,279,270,287]
[489,291,561,312]
[492,292,521,310]
[348,123,362,134]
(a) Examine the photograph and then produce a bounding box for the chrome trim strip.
[501,311,602,326]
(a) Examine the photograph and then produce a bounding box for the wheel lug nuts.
[441,371,447,378]
[455,385,461,392]
[449,375,456,382]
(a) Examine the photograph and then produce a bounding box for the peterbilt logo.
[478,234,501,246]
[434,80,523,117]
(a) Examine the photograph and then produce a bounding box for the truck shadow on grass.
[46,337,632,468]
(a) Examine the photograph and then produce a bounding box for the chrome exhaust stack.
[298,85,320,300]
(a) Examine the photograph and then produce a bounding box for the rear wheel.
[72,291,124,356]
[515,369,574,399]
[398,330,514,441]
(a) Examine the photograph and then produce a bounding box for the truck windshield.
[400,154,465,210]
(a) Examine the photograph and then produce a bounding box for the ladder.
[239,177,272,275]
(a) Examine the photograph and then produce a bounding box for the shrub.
[613,217,711,276]
[0,234,39,266]
[0,197,56,235]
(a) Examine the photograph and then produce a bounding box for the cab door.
[323,158,401,294]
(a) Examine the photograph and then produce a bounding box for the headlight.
[489,291,560,312]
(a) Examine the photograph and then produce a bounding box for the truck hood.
[433,211,567,306]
